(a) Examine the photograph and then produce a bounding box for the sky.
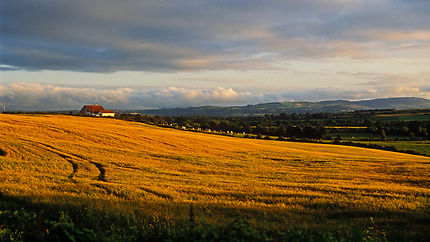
[1,0,430,110]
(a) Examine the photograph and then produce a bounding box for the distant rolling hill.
[137,97,430,116]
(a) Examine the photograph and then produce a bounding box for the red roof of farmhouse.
[82,105,104,112]
[100,110,115,113]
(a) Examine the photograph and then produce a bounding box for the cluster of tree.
[115,112,430,141]
[116,113,329,139]
[116,113,166,124]
[366,120,430,140]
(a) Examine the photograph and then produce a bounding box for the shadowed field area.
[1,114,429,241]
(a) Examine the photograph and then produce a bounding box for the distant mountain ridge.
[137,97,430,117]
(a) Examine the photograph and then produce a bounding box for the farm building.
[79,105,115,117]
[98,109,115,117]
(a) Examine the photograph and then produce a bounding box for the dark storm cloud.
[1,0,430,72]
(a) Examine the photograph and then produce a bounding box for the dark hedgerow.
[0,196,404,242]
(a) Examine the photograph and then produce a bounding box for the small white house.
[97,109,115,117]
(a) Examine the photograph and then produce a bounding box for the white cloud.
[0,83,132,110]
[210,87,238,100]
[2,82,429,111]
[0,83,250,111]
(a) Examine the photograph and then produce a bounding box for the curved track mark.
[139,186,173,200]
[89,161,106,182]
[21,139,105,182]
[21,140,79,179]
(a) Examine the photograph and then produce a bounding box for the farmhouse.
[98,109,115,117]
[79,105,115,117]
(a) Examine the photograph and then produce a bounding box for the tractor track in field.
[22,140,79,179]
[139,186,173,200]
[89,161,107,182]
[21,139,106,182]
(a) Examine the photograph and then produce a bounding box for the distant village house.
[79,105,115,117]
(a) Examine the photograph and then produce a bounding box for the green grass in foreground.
[3,194,429,242]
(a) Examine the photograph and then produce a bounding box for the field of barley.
[1,114,429,241]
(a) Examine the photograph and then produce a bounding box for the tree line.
[115,112,430,141]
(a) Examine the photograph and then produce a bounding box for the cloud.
[146,86,245,106]
[211,87,238,100]
[0,82,133,110]
[0,83,250,110]
[1,82,429,111]
[2,0,430,72]
[337,71,430,99]
[341,71,430,86]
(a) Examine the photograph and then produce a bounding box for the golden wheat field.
[1,114,430,239]
[1,114,429,209]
